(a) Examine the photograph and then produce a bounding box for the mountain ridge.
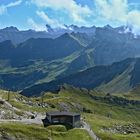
[0,25,96,44]
[20,58,140,96]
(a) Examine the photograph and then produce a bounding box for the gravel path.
[0,114,45,125]
[82,121,101,140]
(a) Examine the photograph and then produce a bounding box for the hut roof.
[46,111,80,117]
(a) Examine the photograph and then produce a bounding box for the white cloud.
[127,10,140,34]
[95,0,128,22]
[94,0,140,34]
[27,0,140,34]
[27,18,46,31]
[0,0,22,15]
[31,0,92,23]
[36,11,63,28]
[7,0,22,7]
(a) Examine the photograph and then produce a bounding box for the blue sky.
[0,0,140,31]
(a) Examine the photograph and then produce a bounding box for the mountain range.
[0,24,140,96]
[0,25,96,44]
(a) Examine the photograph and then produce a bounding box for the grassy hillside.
[21,58,140,96]
[0,34,96,91]
[0,86,140,140]
[53,86,140,140]
[0,123,91,140]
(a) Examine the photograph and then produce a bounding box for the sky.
[0,0,140,33]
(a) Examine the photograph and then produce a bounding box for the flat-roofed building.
[42,111,81,128]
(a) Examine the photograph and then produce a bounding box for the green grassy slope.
[1,86,140,140]
[0,41,95,91]
[0,123,92,140]
[21,58,139,96]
